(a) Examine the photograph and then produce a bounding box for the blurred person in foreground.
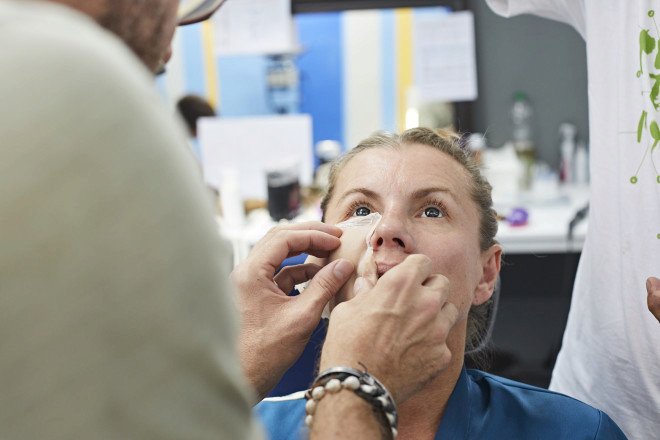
[0,0,460,438]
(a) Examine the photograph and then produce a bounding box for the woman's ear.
[472,244,502,306]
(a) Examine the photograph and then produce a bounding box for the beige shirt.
[0,1,261,438]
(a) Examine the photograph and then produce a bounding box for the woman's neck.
[395,336,466,440]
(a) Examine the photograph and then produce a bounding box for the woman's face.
[322,143,496,319]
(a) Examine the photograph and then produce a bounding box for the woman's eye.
[354,206,371,217]
[422,207,443,218]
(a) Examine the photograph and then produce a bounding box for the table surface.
[493,185,589,254]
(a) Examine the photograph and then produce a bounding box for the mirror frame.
[292,1,466,13]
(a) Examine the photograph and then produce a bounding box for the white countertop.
[493,185,589,254]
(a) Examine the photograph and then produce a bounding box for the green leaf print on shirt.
[638,110,648,143]
[651,120,660,147]
[631,10,660,189]
[639,29,656,77]
[650,73,660,110]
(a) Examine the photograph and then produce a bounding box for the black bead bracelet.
[304,366,398,439]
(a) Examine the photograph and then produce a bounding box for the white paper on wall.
[413,10,478,103]
[212,0,298,55]
[198,114,313,200]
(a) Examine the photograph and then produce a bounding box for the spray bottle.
[511,91,535,190]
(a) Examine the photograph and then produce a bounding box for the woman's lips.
[376,262,400,278]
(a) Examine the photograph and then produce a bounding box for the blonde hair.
[320,127,499,352]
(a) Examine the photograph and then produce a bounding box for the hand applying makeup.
[231,222,355,400]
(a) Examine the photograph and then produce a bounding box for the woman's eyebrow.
[338,187,380,200]
[410,187,456,201]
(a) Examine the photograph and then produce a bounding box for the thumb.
[300,259,354,311]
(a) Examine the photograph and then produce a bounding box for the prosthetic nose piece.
[334,213,382,249]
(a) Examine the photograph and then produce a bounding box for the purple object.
[507,207,529,227]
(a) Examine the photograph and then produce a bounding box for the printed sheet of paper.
[212,0,297,55]
[198,114,313,200]
[414,10,478,102]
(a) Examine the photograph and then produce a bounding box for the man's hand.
[231,222,354,400]
[319,254,459,404]
[647,276,660,322]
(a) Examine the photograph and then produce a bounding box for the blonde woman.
[254,128,626,440]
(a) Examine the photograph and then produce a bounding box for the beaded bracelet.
[304,366,398,439]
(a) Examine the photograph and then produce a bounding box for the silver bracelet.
[304,366,398,439]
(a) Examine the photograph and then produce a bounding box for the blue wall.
[296,12,345,156]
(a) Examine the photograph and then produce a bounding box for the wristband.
[304,366,398,439]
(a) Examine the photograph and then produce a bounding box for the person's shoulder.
[0,0,184,166]
[255,391,308,440]
[467,370,627,439]
[0,0,152,94]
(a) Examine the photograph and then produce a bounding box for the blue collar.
[435,366,471,439]
[256,365,626,440]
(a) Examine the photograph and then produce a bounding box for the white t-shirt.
[486,1,660,439]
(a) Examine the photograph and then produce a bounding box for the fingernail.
[647,277,660,292]
[333,260,354,279]
[353,277,365,295]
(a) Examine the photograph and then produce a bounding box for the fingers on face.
[269,221,342,238]
[436,301,460,335]
[298,259,355,311]
[376,254,433,296]
[418,277,454,324]
[249,227,342,274]
[274,263,323,294]
[422,273,450,292]
[281,230,342,259]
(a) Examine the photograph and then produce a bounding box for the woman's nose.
[369,214,413,251]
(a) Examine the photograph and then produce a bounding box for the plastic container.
[511,92,534,149]
[266,163,301,221]
[510,92,536,189]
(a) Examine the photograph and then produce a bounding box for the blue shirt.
[255,367,627,439]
